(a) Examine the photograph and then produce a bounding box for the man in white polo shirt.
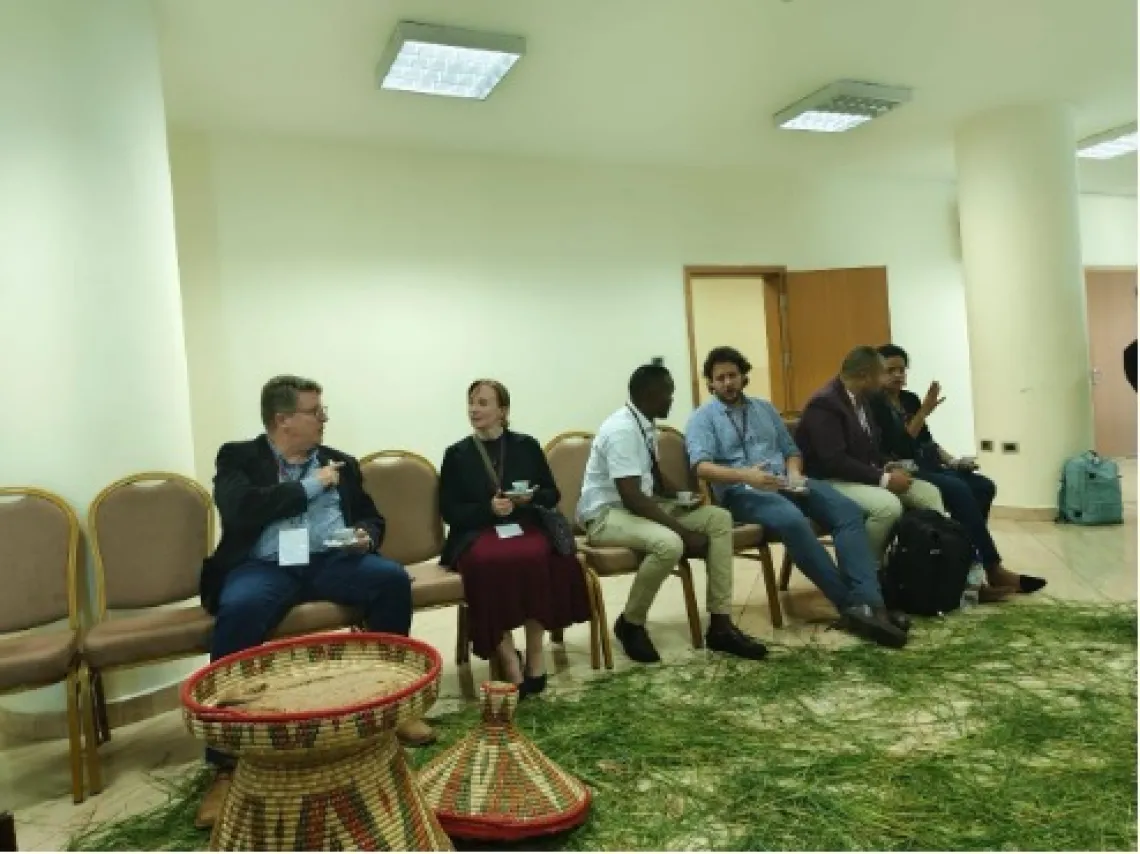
[577,363,768,664]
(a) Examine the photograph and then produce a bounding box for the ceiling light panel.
[376,21,525,100]
[775,80,912,133]
[1077,123,1138,160]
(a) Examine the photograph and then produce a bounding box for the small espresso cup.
[676,490,694,504]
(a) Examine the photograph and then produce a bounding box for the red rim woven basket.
[180,632,451,851]
[417,682,592,842]
[181,631,441,756]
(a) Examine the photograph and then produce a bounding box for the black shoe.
[524,673,547,696]
[875,608,912,633]
[614,615,661,664]
[1018,574,1048,594]
[841,605,908,649]
[513,651,530,700]
[706,623,768,661]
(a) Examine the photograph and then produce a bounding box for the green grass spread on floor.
[69,601,1138,851]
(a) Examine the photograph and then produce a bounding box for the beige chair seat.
[576,539,640,575]
[82,608,212,670]
[274,602,361,637]
[0,630,78,691]
[732,523,765,549]
[409,560,464,608]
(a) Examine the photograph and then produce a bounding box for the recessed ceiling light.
[376,21,525,101]
[1077,122,1137,160]
[774,80,912,133]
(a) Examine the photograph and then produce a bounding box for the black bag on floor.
[881,508,973,616]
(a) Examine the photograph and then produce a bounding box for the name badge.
[495,524,524,539]
[278,527,310,566]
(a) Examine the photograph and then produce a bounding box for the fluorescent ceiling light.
[775,80,912,133]
[1077,122,1137,160]
[376,21,524,100]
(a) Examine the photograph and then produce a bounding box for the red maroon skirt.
[456,524,592,660]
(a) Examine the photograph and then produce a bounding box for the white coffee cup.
[511,480,530,493]
[677,490,693,504]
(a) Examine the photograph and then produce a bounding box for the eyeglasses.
[293,405,329,420]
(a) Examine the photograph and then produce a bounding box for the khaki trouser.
[827,480,946,560]
[585,501,735,624]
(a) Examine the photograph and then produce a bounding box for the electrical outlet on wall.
[980,440,994,452]
[651,357,664,366]
[1002,442,1020,454]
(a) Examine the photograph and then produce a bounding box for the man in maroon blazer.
[795,346,944,560]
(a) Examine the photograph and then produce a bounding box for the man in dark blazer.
[195,375,431,829]
[795,347,944,561]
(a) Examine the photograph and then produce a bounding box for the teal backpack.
[1057,452,1123,525]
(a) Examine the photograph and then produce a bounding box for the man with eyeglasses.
[194,374,429,829]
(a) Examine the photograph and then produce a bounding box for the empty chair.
[0,487,84,802]
[80,472,216,794]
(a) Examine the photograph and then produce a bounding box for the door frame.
[1083,264,1138,456]
[682,265,790,412]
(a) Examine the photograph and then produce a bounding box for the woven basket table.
[418,682,591,842]
[182,632,451,852]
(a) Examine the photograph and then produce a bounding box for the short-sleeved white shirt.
[576,404,658,525]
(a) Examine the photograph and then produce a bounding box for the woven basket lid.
[417,681,591,842]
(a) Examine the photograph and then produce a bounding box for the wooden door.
[783,267,891,412]
[1085,268,1137,457]
[684,267,787,409]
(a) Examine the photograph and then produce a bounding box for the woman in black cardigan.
[870,345,1046,596]
[439,379,591,697]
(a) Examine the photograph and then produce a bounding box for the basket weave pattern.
[418,682,591,841]
[212,727,452,851]
[183,635,438,758]
[182,633,451,851]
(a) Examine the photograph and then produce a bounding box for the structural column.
[0,1,198,713]
[954,104,1094,510]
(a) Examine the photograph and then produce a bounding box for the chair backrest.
[543,432,594,534]
[0,487,79,634]
[359,451,444,565]
[657,425,693,490]
[89,473,214,612]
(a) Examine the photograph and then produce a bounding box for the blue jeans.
[916,468,1000,568]
[205,550,412,767]
[723,480,883,611]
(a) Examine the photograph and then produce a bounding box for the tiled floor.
[4,462,1136,851]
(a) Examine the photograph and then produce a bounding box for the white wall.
[169,130,1136,485]
[1080,194,1138,267]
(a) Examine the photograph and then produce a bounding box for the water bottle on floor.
[960,564,985,610]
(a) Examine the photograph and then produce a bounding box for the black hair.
[702,346,752,381]
[628,364,672,399]
[877,344,910,366]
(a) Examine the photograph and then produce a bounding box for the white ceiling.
[156,0,1138,195]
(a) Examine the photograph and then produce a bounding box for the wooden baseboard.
[0,682,182,746]
[990,505,1056,522]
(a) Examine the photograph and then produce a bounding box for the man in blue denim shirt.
[685,347,907,648]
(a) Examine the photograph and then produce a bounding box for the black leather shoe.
[523,673,547,696]
[876,608,911,633]
[614,615,661,664]
[706,624,768,661]
[841,605,908,649]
